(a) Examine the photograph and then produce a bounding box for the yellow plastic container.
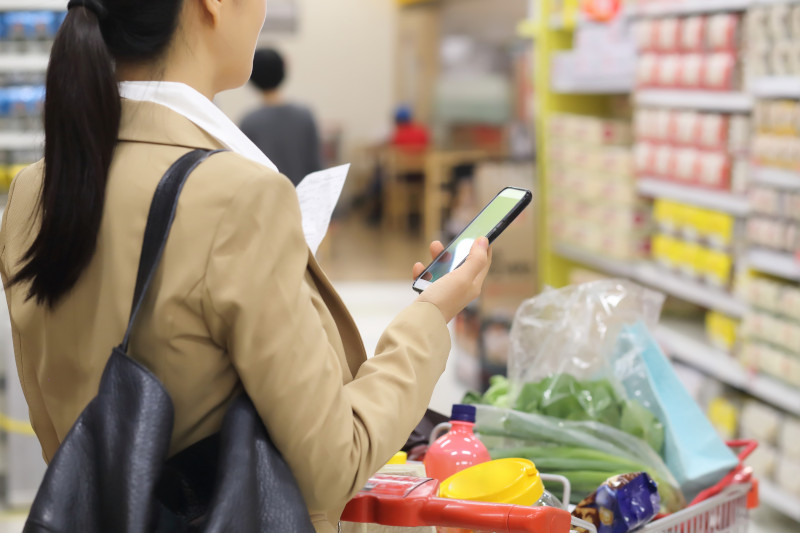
[387,451,407,465]
[438,458,545,506]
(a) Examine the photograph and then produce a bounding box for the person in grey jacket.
[240,48,323,186]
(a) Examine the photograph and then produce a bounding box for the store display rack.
[749,77,800,99]
[0,132,43,151]
[636,178,750,216]
[554,243,748,317]
[0,54,50,73]
[747,248,800,281]
[630,0,752,18]
[751,166,800,191]
[0,1,65,10]
[635,90,753,112]
[656,319,800,416]
[759,480,800,523]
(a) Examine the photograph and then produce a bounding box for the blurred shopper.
[241,48,322,185]
[391,105,430,150]
[0,1,492,531]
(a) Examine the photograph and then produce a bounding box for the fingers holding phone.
[416,237,491,323]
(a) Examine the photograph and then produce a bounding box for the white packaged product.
[657,54,682,87]
[768,4,793,41]
[707,14,740,52]
[745,444,778,479]
[680,54,704,89]
[776,457,800,496]
[740,401,783,445]
[674,111,699,145]
[657,18,681,52]
[698,114,727,150]
[680,16,705,52]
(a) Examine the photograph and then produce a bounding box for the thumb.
[457,237,490,278]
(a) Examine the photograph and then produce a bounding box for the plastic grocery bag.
[474,405,685,513]
[507,280,667,452]
[612,323,739,501]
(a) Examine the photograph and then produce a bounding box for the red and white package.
[635,109,655,141]
[634,19,657,52]
[679,54,705,89]
[697,151,731,189]
[637,54,660,87]
[656,18,682,53]
[654,144,675,178]
[707,14,740,52]
[702,53,737,91]
[635,142,657,175]
[680,16,707,52]
[653,109,674,142]
[657,54,683,88]
[697,114,729,150]
[674,111,700,146]
[674,148,700,183]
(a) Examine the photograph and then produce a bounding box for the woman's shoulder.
[196,150,291,191]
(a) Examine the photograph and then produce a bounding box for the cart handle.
[726,440,758,462]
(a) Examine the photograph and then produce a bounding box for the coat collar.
[118,99,224,151]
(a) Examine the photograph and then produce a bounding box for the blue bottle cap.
[451,404,476,423]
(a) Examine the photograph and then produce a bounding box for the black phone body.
[412,186,532,293]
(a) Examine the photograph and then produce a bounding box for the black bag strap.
[121,149,225,353]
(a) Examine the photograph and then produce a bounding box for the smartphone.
[412,187,532,293]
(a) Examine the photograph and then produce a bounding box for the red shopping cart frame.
[689,440,758,509]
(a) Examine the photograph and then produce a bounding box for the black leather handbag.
[23,149,315,533]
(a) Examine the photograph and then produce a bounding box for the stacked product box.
[745,2,800,80]
[752,99,800,173]
[635,108,750,191]
[651,198,742,288]
[634,12,744,92]
[740,400,800,498]
[739,277,800,388]
[547,113,649,260]
[0,10,61,192]
[0,11,64,53]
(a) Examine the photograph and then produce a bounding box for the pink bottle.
[424,404,491,483]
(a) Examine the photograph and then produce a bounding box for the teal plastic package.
[612,323,738,501]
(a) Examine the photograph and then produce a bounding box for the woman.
[0,1,491,531]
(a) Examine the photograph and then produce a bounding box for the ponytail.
[12,0,183,307]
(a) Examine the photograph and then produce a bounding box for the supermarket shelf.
[0,132,43,150]
[749,77,800,99]
[637,178,750,216]
[0,1,66,9]
[635,90,753,112]
[554,243,637,278]
[655,319,800,416]
[759,480,800,522]
[637,263,748,318]
[747,248,800,281]
[751,166,800,190]
[554,244,748,317]
[631,0,752,17]
[552,76,634,95]
[0,54,49,73]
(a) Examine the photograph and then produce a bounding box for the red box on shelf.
[680,16,707,53]
[674,111,701,146]
[707,13,741,53]
[654,144,676,178]
[697,114,730,151]
[674,147,701,184]
[637,53,660,87]
[697,150,732,190]
[679,54,705,89]
[702,52,738,91]
[657,54,683,88]
[656,17,682,53]
[635,142,657,175]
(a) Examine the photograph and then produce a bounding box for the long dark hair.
[11,0,184,307]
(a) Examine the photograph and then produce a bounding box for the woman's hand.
[412,238,492,323]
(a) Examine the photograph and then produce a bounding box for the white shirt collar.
[118,81,279,173]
